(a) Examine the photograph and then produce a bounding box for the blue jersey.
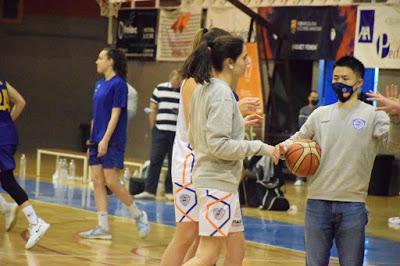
[91,76,128,149]
[0,80,18,145]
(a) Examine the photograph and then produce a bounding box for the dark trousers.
[145,127,175,194]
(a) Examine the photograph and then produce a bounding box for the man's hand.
[367,84,400,115]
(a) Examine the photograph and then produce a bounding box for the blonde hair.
[169,69,181,80]
[192,28,208,50]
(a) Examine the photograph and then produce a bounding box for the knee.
[104,177,118,189]
[92,175,106,188]
[195,246,220,265]
[0,170,28,205]
[0,170,16,191]
[225,250,245,265]
[184,256,215,266]
[198,254,218,266]
[150,152,164,165]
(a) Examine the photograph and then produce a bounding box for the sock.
[0,194,7,210]
[97,211,109,231]
[128,202,140,218]
[22,205,39,225]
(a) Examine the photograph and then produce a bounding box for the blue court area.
[2,178,400,265]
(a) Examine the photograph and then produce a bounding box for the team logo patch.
[179,194,191,206]
[352,119,366,130]
[212,207,226,220]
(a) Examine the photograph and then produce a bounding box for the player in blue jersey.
[79,48,150,240]
[0,80,50,249]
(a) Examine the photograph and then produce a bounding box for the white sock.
[0,194,7,210]
[22,205,39,225]
[128,202,140,218]
[97,211,109,231]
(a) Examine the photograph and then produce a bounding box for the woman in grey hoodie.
[183,35,280,266]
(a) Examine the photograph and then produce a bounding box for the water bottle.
[52,158,61,181]
[133,170,139,178]
[19,154,26,179]
[63,159,68,179]
[60,159,67,179]
[122,167,130,186]
[69,159,76,179]
[19,154,26,188]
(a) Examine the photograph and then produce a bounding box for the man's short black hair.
[333,56,365,78]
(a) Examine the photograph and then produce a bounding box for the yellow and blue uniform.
[89,76,128,169]
[0,80,18,171]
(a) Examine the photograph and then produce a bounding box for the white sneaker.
[294,179,305,186]
[25,218,50,249]
[388,217,400,225]
[134,191,156,200]
[4,202,19,231]
[79,226,112,240]
[165,193,174,201]
[134,210,150,238]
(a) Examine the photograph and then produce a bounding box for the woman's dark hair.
[182,35,244,84]
[191,27,230,50]
[103,47,128,80]
[181,27,231,82]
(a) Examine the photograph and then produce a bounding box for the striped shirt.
[150,82,180,132]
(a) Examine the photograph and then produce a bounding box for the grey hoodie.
[189,78,271,192]
[283,101,400,202]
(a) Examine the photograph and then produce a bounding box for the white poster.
[156,8,202,61]
[206,6,257,41]
[354,6,400,69]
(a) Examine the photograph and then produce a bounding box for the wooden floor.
[0,151,399,266]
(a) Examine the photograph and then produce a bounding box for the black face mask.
[332,82,358,103]
[311,99,319,106]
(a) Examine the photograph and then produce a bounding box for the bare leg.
[160,222,198,266]
[104,168,133,206]
[91,165,108,213]
[223,232,245,266]
[183,236,224,266]
[183,236,200,263]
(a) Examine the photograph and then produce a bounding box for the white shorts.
[197,188,244,237]
[173,182,199,223]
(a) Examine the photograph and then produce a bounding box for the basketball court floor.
[0,152,399,266]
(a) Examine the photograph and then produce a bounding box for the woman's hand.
[238,97,261,116]
[267,145,281,165]
[244,113,263,128]
[97,139,109,157]
[275,143,287,160]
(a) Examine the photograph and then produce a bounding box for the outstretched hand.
[366,84,400,115]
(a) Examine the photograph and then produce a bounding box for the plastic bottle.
[19,154,26,179]
[69,159,76,179]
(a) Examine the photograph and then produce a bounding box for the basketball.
[285,140,321,177]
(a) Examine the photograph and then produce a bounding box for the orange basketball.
[285,140,321,177]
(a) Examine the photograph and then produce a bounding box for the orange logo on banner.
[171,12,191,33]
[236,42,264,140]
